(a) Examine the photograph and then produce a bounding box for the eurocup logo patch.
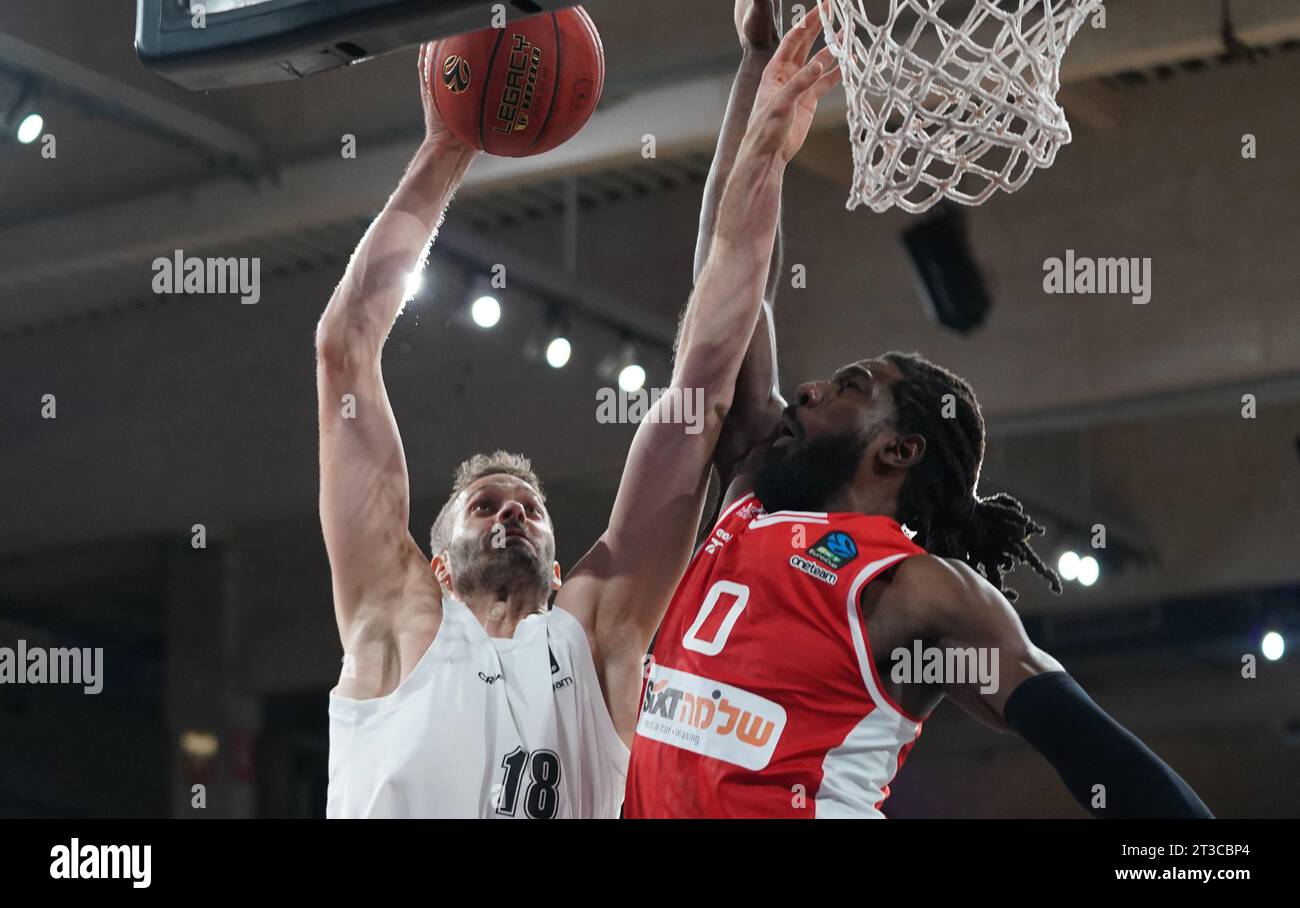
[443,55,471,94]
[808,530,859,570]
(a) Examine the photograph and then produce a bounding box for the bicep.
[927,561,1063,726]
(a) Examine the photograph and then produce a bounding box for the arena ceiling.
[1,0,1298,618]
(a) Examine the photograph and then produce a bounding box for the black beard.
[448,535,553,604]
[753,429,871,514]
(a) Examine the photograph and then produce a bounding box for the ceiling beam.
[988,370,1300,437]
[0,31,264,171]
[5,0,1300,298]
[437,223,677,349]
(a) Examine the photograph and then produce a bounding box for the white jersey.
[327,598,629,818]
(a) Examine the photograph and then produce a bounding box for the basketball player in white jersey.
[315,11,841,817]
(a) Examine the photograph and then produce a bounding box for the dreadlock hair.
[882,351,1061,602]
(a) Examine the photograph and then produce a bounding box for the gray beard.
[447,536,552,604]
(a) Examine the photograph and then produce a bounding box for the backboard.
[136,0,585,91]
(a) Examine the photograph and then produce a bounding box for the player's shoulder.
[888,554,999,614]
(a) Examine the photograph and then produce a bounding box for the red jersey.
[624,493,927,818]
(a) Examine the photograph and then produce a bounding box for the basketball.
[429,7,605,158]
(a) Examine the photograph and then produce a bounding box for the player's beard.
[753,428,873,514]
[446,530,555,607]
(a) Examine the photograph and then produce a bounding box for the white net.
[819,0,1103,213]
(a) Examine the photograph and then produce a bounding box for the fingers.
[808,45,842,98]
[419,42,434,92]
[809,44,837,73]
[809,56,844,104]
[757,51,838,145]
[778,50,838,107]
[789,58,827,96]
[773,1,823,66]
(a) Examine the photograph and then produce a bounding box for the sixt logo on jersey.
[635,664,786,770]
[807,530,858,570]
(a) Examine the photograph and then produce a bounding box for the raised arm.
[900,555,1213,818]
[558,11,841,738]
[694,0,785,291]
[316,46,477,673]
[695,0,790,508]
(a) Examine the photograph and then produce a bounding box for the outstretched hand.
[740,3,841,167]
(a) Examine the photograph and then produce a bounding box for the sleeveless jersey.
[327,598,628,818]
[624,494,927,818]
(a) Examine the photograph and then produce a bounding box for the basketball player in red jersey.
[623,0,1213,819]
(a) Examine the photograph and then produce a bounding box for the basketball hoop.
[818,0,1104,213]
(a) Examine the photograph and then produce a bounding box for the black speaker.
[900,203,992,335]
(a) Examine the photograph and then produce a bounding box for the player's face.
[443,475,558,600]
[753,358,903,513]
[779,358,903,449]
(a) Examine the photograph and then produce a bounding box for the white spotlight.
[16,113,43,145]
[1057,551,1080,582]
[618,363,646,392]
[1076,555,1100,587]
[545,336,571,369]
[598,341,645,389]
[471,295,500,328]
[1262,631,1285,662]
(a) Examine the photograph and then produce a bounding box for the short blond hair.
[429,451,546,553]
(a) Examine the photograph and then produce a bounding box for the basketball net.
[817,0,1104,213]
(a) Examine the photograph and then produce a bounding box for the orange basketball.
[430,6,604,158]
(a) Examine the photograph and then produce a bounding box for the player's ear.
[549,561,562,592]
[880,432,925,469]
[431,552,454,591]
